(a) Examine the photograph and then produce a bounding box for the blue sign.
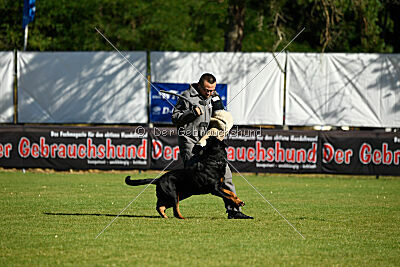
[150,83,227,123]
[22,0,36,29]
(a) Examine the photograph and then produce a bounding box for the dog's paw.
[125,176,131,184]
[157,206,168,218]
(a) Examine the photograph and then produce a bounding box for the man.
[172,73,253,219]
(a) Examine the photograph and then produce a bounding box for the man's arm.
[211,93,225,114]
[172,96,201,126]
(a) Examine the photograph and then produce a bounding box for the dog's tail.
[125,176,158,186]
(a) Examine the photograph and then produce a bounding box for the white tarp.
[17,51,147,123]
[286,53,400,127]
[0,51,14,123]
[151,52,285,125]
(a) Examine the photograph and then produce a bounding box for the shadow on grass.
[43,212,228,220]
[43,212,159,219]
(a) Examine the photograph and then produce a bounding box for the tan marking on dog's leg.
[157,206,168,218]
[221,188,245,207]
[173,195,185,219]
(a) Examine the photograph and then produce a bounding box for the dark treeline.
[1,0,399,52]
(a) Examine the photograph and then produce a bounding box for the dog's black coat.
[125,136,244,218]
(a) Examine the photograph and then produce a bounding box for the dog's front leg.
[212,184,245,207]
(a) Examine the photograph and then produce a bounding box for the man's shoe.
[227,211,254,219]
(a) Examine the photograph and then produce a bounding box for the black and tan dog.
[125,136,245,219]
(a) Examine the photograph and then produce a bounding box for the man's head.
[198,73,216,99]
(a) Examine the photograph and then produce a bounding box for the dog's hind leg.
[156,206,168,218]
[173,194,185,220]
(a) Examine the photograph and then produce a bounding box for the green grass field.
[0,169,399,266]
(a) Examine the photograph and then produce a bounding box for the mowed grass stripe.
[0,171,399,266]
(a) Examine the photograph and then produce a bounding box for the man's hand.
[192,105,203,116]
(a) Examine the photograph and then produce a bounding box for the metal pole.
[23,25,28,51]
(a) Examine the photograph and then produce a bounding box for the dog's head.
[194,136,227,174]
[204,135,227,152]
[194,136,226,156]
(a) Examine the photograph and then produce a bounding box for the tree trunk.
[388,2,400,52]
[224,0,246,52]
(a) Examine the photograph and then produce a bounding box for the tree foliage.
[0,0,398,52]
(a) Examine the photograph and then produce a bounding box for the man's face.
[199,80,216,99]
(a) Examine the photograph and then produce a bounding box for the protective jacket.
[171,83,223,164]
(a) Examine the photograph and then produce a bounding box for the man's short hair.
[199,73,216,86]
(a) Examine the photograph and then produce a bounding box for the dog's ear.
[210,136,226,146]
[207,136,219,145]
